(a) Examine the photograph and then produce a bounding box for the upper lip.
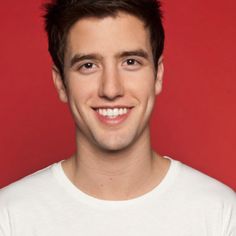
[92,105,134,109]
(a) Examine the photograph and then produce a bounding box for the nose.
[98,67,124,100]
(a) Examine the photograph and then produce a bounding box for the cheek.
[67,75,96,100]
[66,79,96,115]
[126,71,156,99]
[130,72,157,116]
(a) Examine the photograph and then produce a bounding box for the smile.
[95,108,129,118]
[93,107,132,125]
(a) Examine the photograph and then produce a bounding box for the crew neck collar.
[52,157,181,209]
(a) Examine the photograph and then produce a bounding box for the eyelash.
[124,58,141,66]
[79,63,96,70]
[122,58,143,71]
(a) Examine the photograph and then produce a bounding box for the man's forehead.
[67,13,150,47]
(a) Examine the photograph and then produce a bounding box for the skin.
[53,12,170,200]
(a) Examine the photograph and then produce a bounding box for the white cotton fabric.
[0,158,235,236]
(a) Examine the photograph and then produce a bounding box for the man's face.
[53,12,163,152]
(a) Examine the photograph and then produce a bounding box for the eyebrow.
[116,49,149,60]
[70,49,149,68]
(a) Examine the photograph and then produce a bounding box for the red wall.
[0,0,235,189]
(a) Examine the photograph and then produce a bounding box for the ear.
[52,66,68,103]
[155,55,164,95]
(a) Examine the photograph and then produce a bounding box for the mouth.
[95,107,129,118]
[93,107,133,124]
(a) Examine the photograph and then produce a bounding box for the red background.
[0,0,235,189]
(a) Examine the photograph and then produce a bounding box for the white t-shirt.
[0,158,235,236]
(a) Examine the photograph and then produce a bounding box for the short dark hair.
[43,0,165,79]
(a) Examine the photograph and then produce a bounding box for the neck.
[62,129,170,200]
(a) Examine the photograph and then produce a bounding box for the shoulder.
[176,161,236,233]
[0,163,61,235]
[0,163,58,206]
[176,160,236,207]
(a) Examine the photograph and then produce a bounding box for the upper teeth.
[97,108,129,117]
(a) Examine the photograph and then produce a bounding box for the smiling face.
[53,12,164,152]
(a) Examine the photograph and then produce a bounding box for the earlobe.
[52,66,68,103]
[155,56,164,95]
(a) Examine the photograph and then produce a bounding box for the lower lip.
[94,109,131,125]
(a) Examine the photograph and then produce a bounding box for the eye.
[78,62,98,74]
[126,59,137,65]
[80,62,95,69]
[122,58,142,71]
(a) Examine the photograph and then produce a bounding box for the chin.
[94,136,134,153]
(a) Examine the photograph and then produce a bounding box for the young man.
[0,0,235,235]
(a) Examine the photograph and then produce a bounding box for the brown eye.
[83,63,94,69]
[127,59,136,65]
[78,62,99,75]
[122,58,142,71]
